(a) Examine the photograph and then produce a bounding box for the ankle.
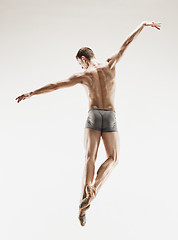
[91,185,97,197]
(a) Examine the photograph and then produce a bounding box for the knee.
[115,159,119,165]
[114,150,120,165]
[110,155,119,165]
[85,154,96,163]
[114,158,119,166]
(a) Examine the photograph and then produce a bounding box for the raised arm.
[15,72,85,103]
[107,21,162,69]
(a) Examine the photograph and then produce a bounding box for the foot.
[78,204,91,226]
[78,210,86,226]
[79,185,96,209]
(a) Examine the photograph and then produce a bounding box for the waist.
[88,108,116,113]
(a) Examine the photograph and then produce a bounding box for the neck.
[88,58,99,67]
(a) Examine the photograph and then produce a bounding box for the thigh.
[101,131,120,160]
[84,128,102,161]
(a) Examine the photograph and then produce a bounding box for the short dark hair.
[76,47,95,61]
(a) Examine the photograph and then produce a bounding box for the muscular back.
[82,61,116,111]
[79,22,150,111]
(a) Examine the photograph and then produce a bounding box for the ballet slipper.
[79,211,86,226]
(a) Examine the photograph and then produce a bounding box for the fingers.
[15,97,20,103]
[151,22,162,30]
[156,22,162,30]
[17,98,22,103]
[15,95,26,103]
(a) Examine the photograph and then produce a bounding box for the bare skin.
[15,21,161,226]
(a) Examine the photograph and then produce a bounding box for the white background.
[1,0,178,239]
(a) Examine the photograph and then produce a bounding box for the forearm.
[30,82,64,96]
[29,83,56,96]
[121,22,145,50]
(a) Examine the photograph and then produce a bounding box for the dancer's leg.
[93,131,120,195]
[79,131,120,210]
[78,128,101,225]
[80,128,101,202]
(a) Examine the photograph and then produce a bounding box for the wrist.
[142,22,153,27]
[142,22,147,27]
[29,91,33,97]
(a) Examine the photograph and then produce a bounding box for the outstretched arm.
[15,72,85,103]
[107,21,162,69]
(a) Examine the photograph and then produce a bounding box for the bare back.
[82,61,116,111]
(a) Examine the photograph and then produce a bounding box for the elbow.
[53,81,70,90]
[53,82,63,90]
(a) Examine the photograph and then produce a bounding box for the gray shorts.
[85,108,118,132]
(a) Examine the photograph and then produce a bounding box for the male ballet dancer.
[15,21,161,226]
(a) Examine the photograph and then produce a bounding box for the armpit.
[106,58,112,62]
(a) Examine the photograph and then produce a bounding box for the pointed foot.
[79,212,86,226]
[79,196,90,209]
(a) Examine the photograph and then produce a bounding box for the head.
[76,47,95,69]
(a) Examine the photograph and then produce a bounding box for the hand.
[143,21,162,30]
[15,92,32,103]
